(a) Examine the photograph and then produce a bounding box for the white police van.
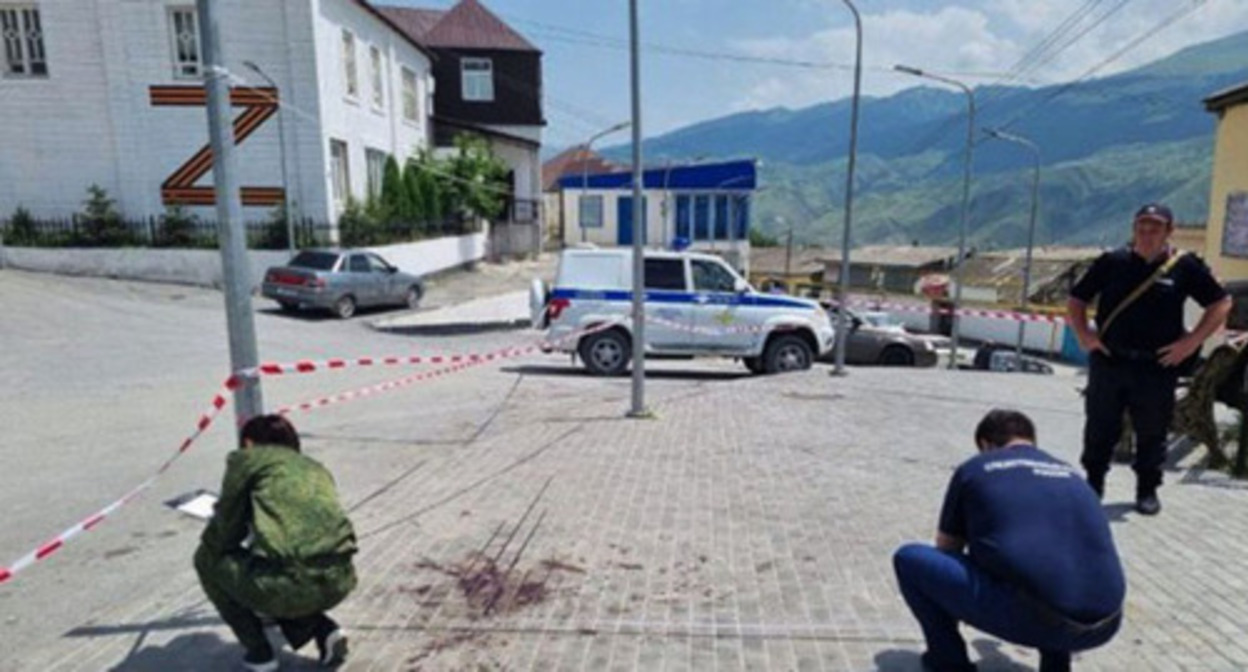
[530,247,835,376]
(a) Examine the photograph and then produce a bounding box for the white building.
[0,0,436,229]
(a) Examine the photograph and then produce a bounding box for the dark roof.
[541,147,617,192]
[435,115,541,149]
[749,247,826,277]
[351,1,435,60]
[1204,81,1248,112]
[378,0,539,52]
[376,7,445,40]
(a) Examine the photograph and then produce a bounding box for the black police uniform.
[1070,247,1227,495]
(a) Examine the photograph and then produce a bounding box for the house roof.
[820,245,960,268]
[1205,81,1248,113]
[378,0,539,52]
[956,249,1100,303]
[351,1,436,60]
[749,247,826,277]
[541,147,617,192]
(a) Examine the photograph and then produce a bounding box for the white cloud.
[728,0,1248,113]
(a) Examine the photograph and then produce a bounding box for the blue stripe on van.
[550,288,814,309]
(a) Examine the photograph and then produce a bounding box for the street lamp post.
[243,61,293,256]
[579,121,631,243]
[894,64,976,370]
[832,0,863,376]
[627,0,647,418]
[984,128,1041,367]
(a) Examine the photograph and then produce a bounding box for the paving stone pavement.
[12,356,1248,671]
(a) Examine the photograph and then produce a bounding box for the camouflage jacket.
[201,445,358,565]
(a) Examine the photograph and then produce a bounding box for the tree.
[77,184,131,246]
[7,206,38,246]
[443,134,509,221]
[159,203,203,248]
[380,156,404,224]
[749,227,781,247]
[402,160,424,230]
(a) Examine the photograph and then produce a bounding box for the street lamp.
[243,60,294,256]
[579,120,631,243]
[626,0,647,418]
[832,0,863,377]
[894,64,976,370]
[984,127,1041,368]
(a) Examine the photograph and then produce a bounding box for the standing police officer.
[1067,203,1231,515]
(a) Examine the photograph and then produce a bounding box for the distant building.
[541,146,616,249]
[1203,81,1248,281]
[747,246,826,296]
[556,159,757,271]
[821,245,959,295]
[954,247,1101,306]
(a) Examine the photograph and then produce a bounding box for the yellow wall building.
[1204,82,1248,281]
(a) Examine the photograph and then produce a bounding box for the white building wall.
[0,0,431,226]
[313,0,432,218]
[0,1,119,216]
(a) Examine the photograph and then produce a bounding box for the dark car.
[821,306,941,367]
[261,249,424,319]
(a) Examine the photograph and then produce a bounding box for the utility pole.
[983,128,1041,368]
[627,0,648,418]
[199,0,263,426]
[832,0,863,376]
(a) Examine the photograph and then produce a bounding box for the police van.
[530,246,835,376]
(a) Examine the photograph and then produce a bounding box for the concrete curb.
[369,317,533,336]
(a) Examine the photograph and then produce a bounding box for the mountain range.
[600,30,1248,249]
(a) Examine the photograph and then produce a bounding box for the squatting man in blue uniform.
[1067,203,1230,515]
[894,410,1125,672]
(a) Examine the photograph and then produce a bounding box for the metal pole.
[577,121,630,245]
[833,0,863,376]
[244,62,293,256]
[984,128,1040,366]
[894,65,975,369]
[198,0,263,426]
[627,0,648,418]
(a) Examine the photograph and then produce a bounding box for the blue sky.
[386,0,1248,149]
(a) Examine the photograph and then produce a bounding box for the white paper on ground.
[165,490,218,520]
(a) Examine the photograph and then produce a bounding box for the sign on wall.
[1221,191,1248,259]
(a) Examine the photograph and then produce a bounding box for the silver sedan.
[261,249,425,319]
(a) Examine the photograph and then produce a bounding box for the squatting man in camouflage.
[194,415,358,671]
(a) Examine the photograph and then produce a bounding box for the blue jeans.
[893,544,1120,672]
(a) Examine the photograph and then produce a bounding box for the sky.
[386,0,1248,150]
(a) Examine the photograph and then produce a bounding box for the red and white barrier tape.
[0,321,621,585]
[840,298,1066,324]
[0,377,240,584]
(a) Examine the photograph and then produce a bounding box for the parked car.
[261,249,424,319]
[531,247,835,376]
[821,305,940,367]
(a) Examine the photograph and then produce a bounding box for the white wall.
[314,0,432,218]
[0,0,433,226]
[559,188,666,247]
[1,232,487,288]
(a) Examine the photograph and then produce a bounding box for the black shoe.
[1136,492,1161,516]
[242,644,278,672]
[920,651,977,672]
[315,627,348,668]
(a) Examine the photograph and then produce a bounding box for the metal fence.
[0,214,482,250]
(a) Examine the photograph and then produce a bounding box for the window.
[461,57,493,102]
[401,67,418,121]
[1,5,47,77]
[675,195,692,240]
[369,45,383,108]
[693,195,711,240]
[330,139,350,208]
[366,254,392,273]
[578,195,603,229]
[348,255,370,273]
[692,259,738,293]
[644,258,686,291]
[365,148,386,198]
[167,7,199,79]
[734,195,750,240]
[714,195,730,240]
[341,29,357,98]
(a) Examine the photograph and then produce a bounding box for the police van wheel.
[743,356,765,375]
[580,330,632,376]
[763,335,813,374]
